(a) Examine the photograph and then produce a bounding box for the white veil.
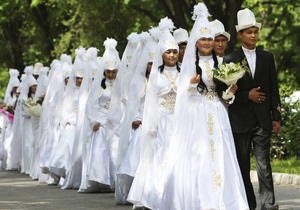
[116,31,151,170]
[35,67,49,100]
[4,69,20,104]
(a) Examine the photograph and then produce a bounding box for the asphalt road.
[0,170,299,210]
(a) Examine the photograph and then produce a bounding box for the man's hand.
[248,87,266,103]
[272,121,281,134]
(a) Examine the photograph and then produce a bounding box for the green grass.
[251,157,300,175]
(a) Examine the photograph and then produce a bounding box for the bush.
[271,70,300,159]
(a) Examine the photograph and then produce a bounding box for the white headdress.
[25,66,38,87]
[35,66,49,100]
[73,46,86,77]
[235,8,261,32]
[84,47,100,80]
[33,62,43,76]
[210,19,231,41]
[60,54,73,79]
[158,17,179,55]
[103,38,120,70]
[16,74,26,94]
[120,32,140,70]
[4,69,20,104]
[173,28,189,45]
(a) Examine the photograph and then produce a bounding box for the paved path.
[0,170,299,210]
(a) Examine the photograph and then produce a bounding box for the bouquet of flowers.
[0,103,14,123]
[23,97,42,117]
[214,62,246,104]
[36,94,45,105]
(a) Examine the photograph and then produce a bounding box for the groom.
[223,8,281,210]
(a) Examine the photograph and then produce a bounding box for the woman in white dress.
[105,33,139,189]
[127,18,180,210]
[0,69,20,170]
[29,66,49,180]
[49,48,85,181]
[115,27,159,204]
[20,66,38,174]
[6,74,26,170]
[159,3,249,210]
[39,56,71,183]
[78,39,119,192]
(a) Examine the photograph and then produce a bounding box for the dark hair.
[145,68,150,78]
[10,90,14,98]
[159,60,181,74]
[195,48,218,93]
[101,71,106,89]
[27,85,35,99]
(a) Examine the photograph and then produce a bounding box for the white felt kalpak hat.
[210,19,230,41]
[173,28,189,45]
[235,8,261,32]
[33,62,43,75]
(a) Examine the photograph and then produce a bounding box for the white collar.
[164,65,177,71]
[242,46,256,54]
[199,55,213,62]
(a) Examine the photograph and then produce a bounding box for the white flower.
[214,62,246,85]
[214,62,246,104]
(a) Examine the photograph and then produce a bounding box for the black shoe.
[133,206,151,210]
[261,204,279,210]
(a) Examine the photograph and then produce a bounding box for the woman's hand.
[229,84,238,94]
[93,122,101,132]
[190,74,201,84]
[132,120,142,130]
[0,103,7,109]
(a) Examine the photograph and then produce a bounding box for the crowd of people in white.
[0,3,281,210]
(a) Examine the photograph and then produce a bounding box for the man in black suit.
[222,8,281,210]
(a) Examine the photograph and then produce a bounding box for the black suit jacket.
[220,47,281,133]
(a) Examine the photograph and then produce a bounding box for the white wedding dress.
[159,56,249,210]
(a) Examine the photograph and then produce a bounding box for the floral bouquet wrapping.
[23,96,44,117]
[214,62,246,104]
[0,103,14,123]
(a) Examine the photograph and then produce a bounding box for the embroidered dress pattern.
[213,169,223,189]
[157,70,178,95]
[205,61,213,82]
[210,139,215,161]
[208,113,214,135]
[102,101,110,110]
[161,92,176,114]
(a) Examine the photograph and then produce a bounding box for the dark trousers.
[233,124,275,210]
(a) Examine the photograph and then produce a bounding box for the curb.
[250,170,300,186]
